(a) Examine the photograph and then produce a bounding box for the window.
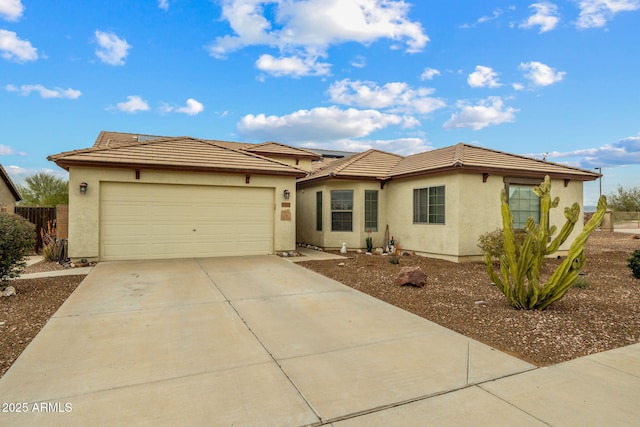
[331,190,353,231]
[316,191,322,231]
[413,186,445,224]
[364,190,378,231]
[508,185,540,229]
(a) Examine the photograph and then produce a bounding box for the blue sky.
[1,0,639,206]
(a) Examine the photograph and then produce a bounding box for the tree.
[17,173,68,207]
[484,176,607,310]
[606,185,640,211]
[0,213,36,288]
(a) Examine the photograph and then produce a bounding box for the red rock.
[394,266,427,287]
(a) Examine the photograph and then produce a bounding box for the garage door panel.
[100,182,274,261]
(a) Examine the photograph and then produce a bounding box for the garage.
[48,132,309,262]
[100,182,274,261]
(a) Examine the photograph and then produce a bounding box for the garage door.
[100,182,274,261]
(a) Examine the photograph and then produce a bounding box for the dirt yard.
[299,231,640,366]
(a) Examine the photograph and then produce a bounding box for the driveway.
[1,256,638,426]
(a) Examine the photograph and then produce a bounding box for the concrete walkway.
[0,256,638,426]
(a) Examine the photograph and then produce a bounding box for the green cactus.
[485,175,607,310]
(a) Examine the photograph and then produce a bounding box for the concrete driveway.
[1,256,638,426]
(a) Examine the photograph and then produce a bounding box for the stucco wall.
[68,166,297,260]
[0,180,17,213]
[297,180,388,250]
[299,172,586,262]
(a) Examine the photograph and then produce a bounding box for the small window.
[364,190,378,232]
[508,185,540,229]
[316,191,323,231]
[331,190,353,231]
[413,186,445,224]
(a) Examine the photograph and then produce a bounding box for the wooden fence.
[14,206,57,253]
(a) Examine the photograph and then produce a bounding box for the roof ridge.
[332,149,375,174]
[461,142,600,175]
[453,142,465,166]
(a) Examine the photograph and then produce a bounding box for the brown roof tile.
[390,143,599,180]
[245,142,321,160]
[299,149,404,183]
[49,137,307,177]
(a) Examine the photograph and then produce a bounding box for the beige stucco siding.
[297,180,388,250]
[0,181,17,213]
[68,166,296,261]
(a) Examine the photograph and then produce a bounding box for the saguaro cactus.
[485,175,607,310]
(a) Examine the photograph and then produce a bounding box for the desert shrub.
[478,229,526,261]
[42,241,61,262]
[389,256,400,265]
[628,250,640,279]
[572,275,590,289]
[478,229,504,261]
[0,213,36,288]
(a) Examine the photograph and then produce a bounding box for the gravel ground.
[299,231,640,367]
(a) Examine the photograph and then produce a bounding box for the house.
[48,132,318,261]
[49,131,600,263]
[296,143,600,262]
[0,164,22,213]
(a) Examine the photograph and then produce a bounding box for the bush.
[0,213,36,288]
[572,275,590,289]
[42,241,61,262]
[478,229,504,261]
[628,250,640,279]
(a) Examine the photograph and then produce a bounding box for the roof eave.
[390,165,600,182]
[50,159,307,178]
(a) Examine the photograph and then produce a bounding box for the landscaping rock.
[394,266,427,287]
[1,286,17,297]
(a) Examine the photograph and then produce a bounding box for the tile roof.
[390,143,600,180]
[244,142,321,160]
[49,136,307,177]
[299,149,404,183]
[0,164,21,201]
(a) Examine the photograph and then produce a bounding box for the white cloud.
[520,61,566,86]
[0,144,15,155]
[543,134,640,167]
[576,0,640,29]
[94,30,131,66]
[0,0,23,21]
[467,65,502,88]
[443,96,518,130]
[209,0,428,76]
[512,82,525,91]
[5,165,67,183]
[420,67,441,80]
[6,83,82,99]
[158,0,169,10]
[520,2,561,33]
[328,79,445,115]
[303,136,432,156]
[115,95,149,113]
[256,53,331,77]
[0,29,38,62]
[350,55,366,68]
[237,106,410,143]
[477,8,503,24]
[162,98,205,115]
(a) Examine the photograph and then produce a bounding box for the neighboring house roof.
[300,143,600,185]
[391,143,600,181]
[0,164,21,201]
[299,149,404,183]
[244,142,321,161]
[48,136,307,177]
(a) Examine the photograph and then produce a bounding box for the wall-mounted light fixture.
[283,189,290,200]
[79,182,88,194]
